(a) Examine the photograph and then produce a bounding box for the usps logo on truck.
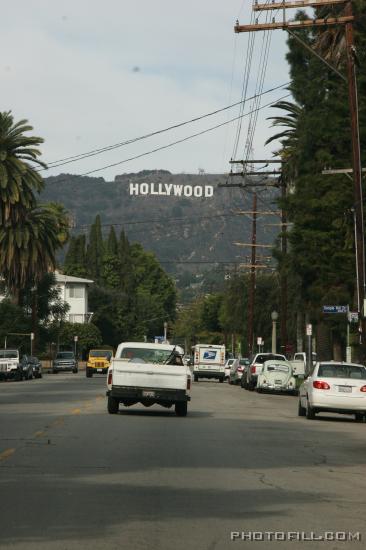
[203,351,217,360]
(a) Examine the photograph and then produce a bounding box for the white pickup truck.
[106,342,191,416]
[0,349,22,381]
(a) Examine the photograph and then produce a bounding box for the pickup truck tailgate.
[112,360,188,390]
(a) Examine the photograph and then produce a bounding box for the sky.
[1,0,292,180]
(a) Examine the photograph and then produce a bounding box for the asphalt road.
[1,373,366,550]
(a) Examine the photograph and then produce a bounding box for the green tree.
[58,322,102,357]
[64,235,87,278]
[0,111,45,225]
[86,215,104,283]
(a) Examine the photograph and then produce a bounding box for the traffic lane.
[1,380,366,549]
[0,372,106,451]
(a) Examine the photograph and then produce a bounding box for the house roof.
[55,271,94,285]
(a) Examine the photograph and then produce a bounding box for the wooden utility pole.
[248,192,257,356]
[235,0,365,339]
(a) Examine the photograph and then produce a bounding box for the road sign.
[323,305,348,314]
[348,311,359,323]
[306,324,312,336]
[257,337,263,345]
[74,336,78,342]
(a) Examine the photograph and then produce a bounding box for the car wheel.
[355,413,364,423]
[107,396,119,414]
[248,380,256,391]
[16,371,22,382]
[219,377,224,383]
[86,369,93,378]
[175,402,188,417]
[298,399,306,417]
[52,369,58,374]
[194,374,198,382]
[306,399,316,419]
[72,368,78,374]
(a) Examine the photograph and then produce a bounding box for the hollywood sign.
[129,182,214,198]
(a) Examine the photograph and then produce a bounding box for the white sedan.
[298,362,366,421]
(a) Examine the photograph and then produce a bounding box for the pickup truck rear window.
[120,348,174,364]
[0,351,18,358]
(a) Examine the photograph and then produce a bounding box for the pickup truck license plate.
[142,390,155,398]
[338,386,352,393]
[97,369,103,373]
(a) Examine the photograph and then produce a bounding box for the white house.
[54,272,94,324]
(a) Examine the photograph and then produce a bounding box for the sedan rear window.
[318,364,366,379]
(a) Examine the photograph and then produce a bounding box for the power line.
[44,92,291,185]
[43,82,289,171]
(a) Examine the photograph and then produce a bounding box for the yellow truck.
[86,349,113,377]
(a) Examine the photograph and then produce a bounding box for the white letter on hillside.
[165,184,173,195]
[174,185,183,196]
[140,183,149,195]
[205,185,214,197]
[184,185,193,197]
[129,183,139,195]
[194,186,203,197]
[151,183,159,195]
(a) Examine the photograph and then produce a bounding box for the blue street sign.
[323,305,348,314]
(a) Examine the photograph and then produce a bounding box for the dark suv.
[21,355,42,379]
[52,351,78,374]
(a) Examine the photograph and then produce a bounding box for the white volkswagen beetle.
[256,359,297,394]
[298,361,366,421]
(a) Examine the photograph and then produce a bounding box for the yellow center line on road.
[33,431,45,438]
[71,408,81,415]
[0,448,16,462]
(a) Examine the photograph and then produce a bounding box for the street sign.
[306,324,312,336]
[30,333,34,340]
[74,336,78,342]
[348,311,359,323]
[257,337,263,345]
[323,305,348,314]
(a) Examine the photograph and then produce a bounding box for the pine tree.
[86,215,104,283]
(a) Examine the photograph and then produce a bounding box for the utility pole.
[235,0,364,341]
[248,192,257,356]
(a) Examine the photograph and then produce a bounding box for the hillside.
[41,171,281,281]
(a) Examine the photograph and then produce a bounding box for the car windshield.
[90,350,112,359]
[255,354,284,364]
[317,364,366,379]
[267,364,289,373]
[0,350,18,359]
[56,352,74,359]
[120,347,175,364]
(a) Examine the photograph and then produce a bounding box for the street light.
[271,311,279,354]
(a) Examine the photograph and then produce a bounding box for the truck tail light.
[313,380,330,390]
[107,371,113,385]
[187,377,191,390]
[251,366,256,374]
[360,385,366,392]
[237,367,243,372]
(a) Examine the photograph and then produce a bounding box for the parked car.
[243,353,287,390]
[20,355,42,379]
[257,359,297,394]
[224,358,235,380]
[298,361,366,421]
[230,358,250,385]
[20,355,34,380]
[0,349,22,381]
[52,351,78,374]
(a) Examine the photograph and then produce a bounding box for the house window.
[68,314,85,323]
[68,285,84,298]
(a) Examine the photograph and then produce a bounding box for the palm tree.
[265,99,303,188]
[0,111,46,225]
[0,203,70,304]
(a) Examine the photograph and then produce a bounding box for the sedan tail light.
[313,380,330,390]
[360,385,366,392]
[107,371,113,385]
[251,366,256,374]
[237,367,243,372]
